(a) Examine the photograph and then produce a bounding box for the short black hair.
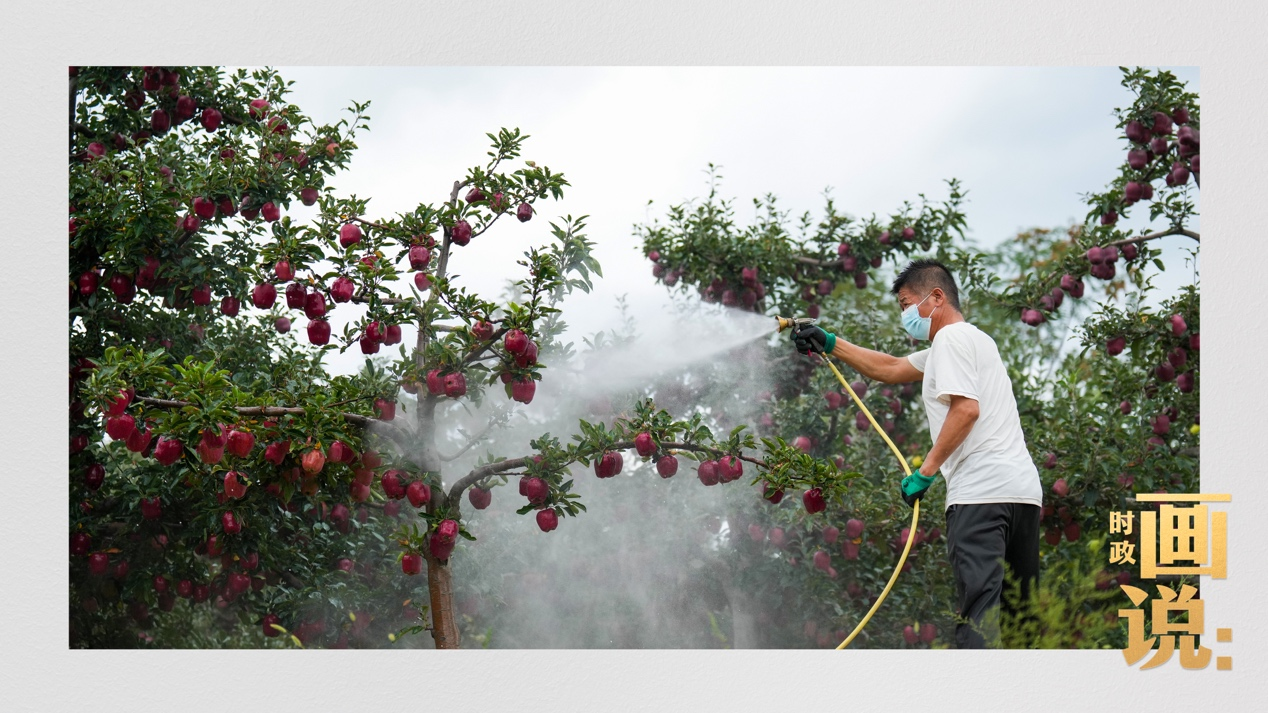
[891,259,962,312]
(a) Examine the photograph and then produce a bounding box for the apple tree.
[69,65,779,649]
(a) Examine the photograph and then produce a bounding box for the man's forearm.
[829,339,903,383]
[920,403,978,477]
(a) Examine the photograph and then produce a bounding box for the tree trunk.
[723,583,761,648]
[426,553,460,649]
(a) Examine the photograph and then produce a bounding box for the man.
[792,258,1043,649]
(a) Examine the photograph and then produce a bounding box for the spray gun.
[775,316,819,335]
[776,316,824,354]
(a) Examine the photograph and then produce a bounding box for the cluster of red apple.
[1118,106,1199,204]
[1105,312,1198,441]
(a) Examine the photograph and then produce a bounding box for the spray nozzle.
[776,316,819,333]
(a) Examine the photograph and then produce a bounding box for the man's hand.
[900,471,936,507]
[792,324,836,355]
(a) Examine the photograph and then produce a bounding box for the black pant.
[944,502,1041,649]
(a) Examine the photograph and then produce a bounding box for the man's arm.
[829,338,924,384]
[918,395,979,477]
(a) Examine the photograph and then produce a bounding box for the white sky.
[265,66,1200,375]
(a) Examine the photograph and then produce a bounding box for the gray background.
[6,0,1261,709]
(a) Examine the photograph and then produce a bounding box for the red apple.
[514,340,538,368]
[536,509,559,532]
[512,377,536,404]
[223,471,247,499]
[251,283,277,309]
[656,454,679,477]
[697,461,720,486]
[274,260,294,282]
[1177,372,1194,393]
[339,223,362,248]
[504,329,529,354]
[822,526,839,545]
[1106,336,1126,356]
[193,196,216,219]
[803,488,827,514]
[1125,120,1147,144]
[78,270,99,296]
[468,487,492,510]
[634,432,656,457]
[718,455,743,482]
[425,369,445,395]
[1051,478,1069,498]
[382,324,402,345]
[845,518,865,539]
[71,533,92,557]
[284,282,307,309]
[522,477,549,505]
[261,202,280,222]
[222,510,241,534]
[139,497,162,520]
[153,437,183,465]
[301,448,325,475]
[105,413,136,441]
[88,553,109,576]
[763,483,784,503]
[226,429,254,458]
[443,372,467,398]
[406,481,431,508]
[401,552,423,575]
[451,220,472,245]
[792,436,812,453]
[151,108,171,134]
[380,470,407,499]
[330,276,355,303]
[374,398,396,421]
[1171,314,1188,336]
[517,203,533,222]
[307,319,331,345]
[262,613,282,637]
[304,292,326,320]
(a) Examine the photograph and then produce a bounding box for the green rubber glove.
[791,324,837,355]
[900,471,936,507]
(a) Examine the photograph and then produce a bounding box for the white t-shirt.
[906,321,1043,511]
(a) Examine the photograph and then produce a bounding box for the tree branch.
[135,395,410,443]
[349,216,394,232]
[446,440,769,504]
[1106,226,1200,248]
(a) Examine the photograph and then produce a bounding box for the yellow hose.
[820,356,922,650]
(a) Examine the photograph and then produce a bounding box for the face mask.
[901,292,938,341]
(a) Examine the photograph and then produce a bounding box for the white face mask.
[901,292,938,341]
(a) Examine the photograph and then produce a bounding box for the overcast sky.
[265,66,1200,375]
